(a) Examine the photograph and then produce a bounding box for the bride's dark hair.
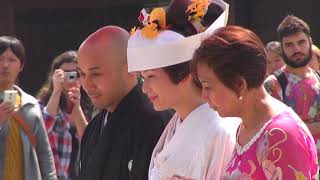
[166,0,223,36]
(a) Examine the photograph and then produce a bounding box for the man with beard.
[264,15,320,161]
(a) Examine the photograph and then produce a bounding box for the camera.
[64,71,78,82]
[4,90,18,106]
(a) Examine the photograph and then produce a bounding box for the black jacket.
[78,84,171,180]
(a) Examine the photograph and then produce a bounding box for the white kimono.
[149,103,240,180]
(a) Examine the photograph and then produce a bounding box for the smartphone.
[64,71,78,83]
[4,90,18,106]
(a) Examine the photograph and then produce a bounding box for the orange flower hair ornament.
[130,26,139,35]
[131,8,167,39]
[127,0,230,72]
[186,0,212,22]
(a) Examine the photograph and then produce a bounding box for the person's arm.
[33,104,58,180]
[263,75,283,101]
[70,104,87,139]
[40,69,65,134]
[39,101,64,134]
[46,69,64,117]
[69,84,88,139]
[169,175,195,180]
[46,91,61,116]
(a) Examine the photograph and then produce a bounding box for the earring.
[239,96,243,100]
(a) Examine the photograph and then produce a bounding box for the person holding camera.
[0,36,57,180]
[37,51,93,180]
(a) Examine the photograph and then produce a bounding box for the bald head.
[79,26,130,66]
[78,26,137,111]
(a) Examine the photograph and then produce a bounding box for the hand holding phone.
[4,90,18,106]
[0,102,15,126]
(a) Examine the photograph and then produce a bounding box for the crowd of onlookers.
[265,40,320,76]
[0,0,319,179]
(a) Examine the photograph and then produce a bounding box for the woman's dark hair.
[166,0,223,36]
[37,51,92,116]
[161,0,222,87]
[0,36,26,66]
[163,61,199,87]
[166,0,198,36]
[192,26,267,95]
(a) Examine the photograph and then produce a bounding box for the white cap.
[127,0,229,72]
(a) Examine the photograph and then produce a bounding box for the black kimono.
[78,84,170,180]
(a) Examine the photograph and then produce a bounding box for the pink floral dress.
[223,111,318,180]
[264,69,320,154]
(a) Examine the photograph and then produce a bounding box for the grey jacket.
[0,86,57,180]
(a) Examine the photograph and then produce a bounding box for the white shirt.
[100,112,108,135]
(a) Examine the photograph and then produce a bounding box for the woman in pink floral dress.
[191,25,318,179]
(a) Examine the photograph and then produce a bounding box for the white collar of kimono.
[127,0,229,72]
